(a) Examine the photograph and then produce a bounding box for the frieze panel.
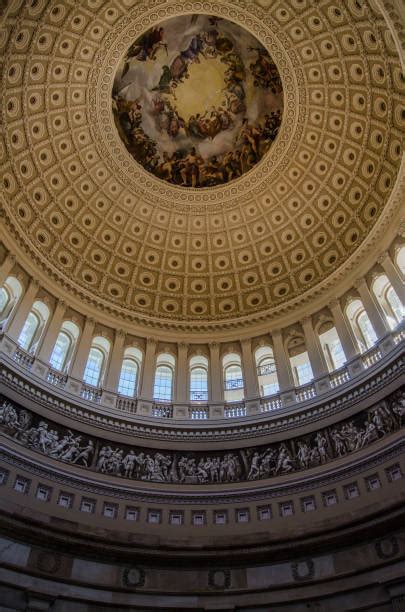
[0,388,403,485]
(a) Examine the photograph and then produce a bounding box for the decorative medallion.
[112,15,283,187]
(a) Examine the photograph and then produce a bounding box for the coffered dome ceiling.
[0,0,404,333]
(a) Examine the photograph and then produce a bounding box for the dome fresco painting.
[112,15,283,187]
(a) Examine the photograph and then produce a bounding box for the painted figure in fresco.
[125,27,166,65]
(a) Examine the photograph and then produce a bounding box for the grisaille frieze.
[0,388,403,485]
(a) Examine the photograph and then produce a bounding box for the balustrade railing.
[13,347,34,370]
[116,396,138,413]
[362,346,382,369]
[224,403,247,418]
[189,406,209,420]
[0,322,403,421]
[152,403,173,418]
[329,367,350,389]
[295,383,316,402]
[46,368,68,388]
[260,394,282,412]
[80,384,102,403]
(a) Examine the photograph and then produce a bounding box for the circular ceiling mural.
[112,15,283,188]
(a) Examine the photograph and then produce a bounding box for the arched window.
[318,323,346,372]
[287,336,313,386]
[153,353,175,401]
[395,245,405,276]
[255,346,279,396]
[49,321,80,372]
[0,276,23,327]
[118,347,142,396]
[0,287,9,315]
[18,312,39,351]
[18,300,50,353]
[372,275,403,330]
[189,355,208,402]
[346,300,377,352]
[83,336,110,387]
[223,352,244,402]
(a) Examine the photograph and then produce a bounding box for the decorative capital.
[328,299,340,310]
[377,251,388,265]
[116,329,126,339]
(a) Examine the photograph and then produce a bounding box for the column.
[175,342,188,403]
[241,338,260,398]
[69,317,95,380]
[209,342,223,402]
[139,338,157,399]
[378,252,405,304]
[37,300,67,363]
[105,330,126,392]
[6,278,39,340]
[271,329,294,391]
[329,299,359,360]
[355,277,390,338]
[0,253,15,287]
[302,316,329,378]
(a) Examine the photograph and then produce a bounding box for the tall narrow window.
[49,320,80,373]
[255,346,279,396]
[118,347,142,396]
[17,300,50,354]
[223,353,244,402]
[83,347,105,387]
[372,275,403,330]
[395,245,405,276]
[18,312,39,351]
[153,353,175,401]
[318,325,346,372]
[346,299,378,352]
[0,287,9,315]
[118,359,138,396]
[0,277,22,326]
[49,331,71,371]
[83,336,110,387]
[189,355,208,402]
[287,336,313,386]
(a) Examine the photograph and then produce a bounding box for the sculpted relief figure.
[0,390,404,485]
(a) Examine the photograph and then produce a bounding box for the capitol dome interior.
[0,0,404,610]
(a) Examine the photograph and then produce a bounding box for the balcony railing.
[0,322,402,422]
[190,390,208,402]
[152,403,173,418]
[224,378,244,391]
[257,363,277,377]
[189,406,209,420]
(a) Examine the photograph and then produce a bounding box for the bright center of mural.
[173,57,227,121]
[112,15,284,188]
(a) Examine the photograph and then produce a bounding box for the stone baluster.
[6,278,39,340]
[105,330,126,392]
[69,317,96,381]
[139,338,157,399]
[0,253,16,287]
[355,277,390,338]
[175,343,189,403]
[209,342,223,402]
[37,300,67,364]
[378,251,405,304]
[241,338,260,398]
